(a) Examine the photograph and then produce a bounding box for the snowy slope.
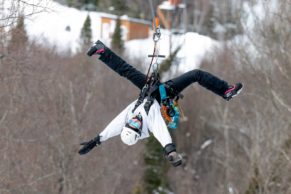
[4,0,217,71]
[3,0,277,72]
[24,1,103,53]
[126,32,217,73]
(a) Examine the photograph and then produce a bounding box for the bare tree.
[167,1,291,194]
[0,25,147,193]
[0,0,51,28]
[187,0,244,40]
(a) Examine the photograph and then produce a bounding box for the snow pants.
[98,47,229,97]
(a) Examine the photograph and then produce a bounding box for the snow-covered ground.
[2,0,278,72]
[23,1,104,53]
[2,0,218,72]
[125,32,217,73]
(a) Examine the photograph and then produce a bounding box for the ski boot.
[223,82,243,101]
[87,40,106,56]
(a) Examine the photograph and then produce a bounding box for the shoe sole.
[231,86,243,98]
[87,48,96,56]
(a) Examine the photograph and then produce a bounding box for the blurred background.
[0,0,290,194]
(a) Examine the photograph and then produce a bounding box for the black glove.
[167,152,183,167]
[78,135,101,155]
[164,143,183,167]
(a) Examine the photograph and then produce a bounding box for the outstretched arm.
[79,102,132,155]
[98,104,131,142]
[88,40,147,90]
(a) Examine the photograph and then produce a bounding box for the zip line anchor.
[153,27,161,42]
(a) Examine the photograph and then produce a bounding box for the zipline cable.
[145,0,165,83]
[147,0,156,31]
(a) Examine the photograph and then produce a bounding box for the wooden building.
[100,14,151,41]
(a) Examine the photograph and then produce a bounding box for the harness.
[132,71,160,114]
[132,73,181,129]
[132,10,162,115]
[132,2,182,129]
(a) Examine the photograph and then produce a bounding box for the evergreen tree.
[143,136,170,194]
[80,14,92,47]
[67,0,99,9]
[159,46,181,77]
[8,15,28,52]
[111,17,124,52]
[83,0,99,11]
[66,0,72,7]
[66,0,76,7]
[110,0,128,15]
[86,0,99,6]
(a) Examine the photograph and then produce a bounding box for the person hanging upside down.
[78,40,243,167]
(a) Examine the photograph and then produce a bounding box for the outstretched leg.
[87,40,147,90]
[166,69,242,100]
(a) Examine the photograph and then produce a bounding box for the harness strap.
[132,84,149,113]
[133,72,160,114]
[144,83,159,114]
[133,8,165,115]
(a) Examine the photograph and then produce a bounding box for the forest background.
[0,0,290,194]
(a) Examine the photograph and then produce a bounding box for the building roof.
[98,12,151,25]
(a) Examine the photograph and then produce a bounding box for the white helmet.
[120,127,140,146]
[120,114,143,146]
